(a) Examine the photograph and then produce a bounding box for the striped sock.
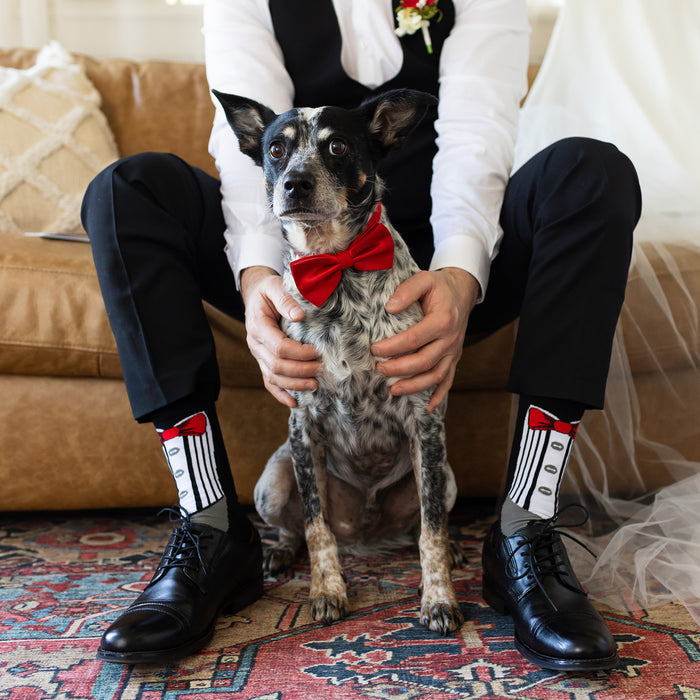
[152,400,252,537]
[158,411,225,516]
[500,397,584,536]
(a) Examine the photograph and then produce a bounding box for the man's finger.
[371,315,440,360]
[389,352,454,396]
[263,379,298,409]
[375,337,444,378]
[253,341,321,381]
[265,276,305,323]
[250,313,319,361]
[427,361,457,413]
[385,271,432,314]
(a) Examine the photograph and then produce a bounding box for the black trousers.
[81,138,641,422]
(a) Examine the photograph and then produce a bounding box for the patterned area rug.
[1,502,698,699]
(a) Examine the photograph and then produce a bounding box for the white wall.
[0,0,206,62]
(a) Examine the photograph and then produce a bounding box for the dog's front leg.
[412,410,464,635]
[289,410,348,624]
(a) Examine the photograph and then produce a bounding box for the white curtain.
[0,0,205,62]
[514,0,700,625]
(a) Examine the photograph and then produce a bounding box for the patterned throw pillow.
[0,41,118,236]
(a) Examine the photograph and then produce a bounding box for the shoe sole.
[482,578,620,672]
[97,572,264,665]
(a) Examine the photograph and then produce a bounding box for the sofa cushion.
[0,43,118,236]
[0,231,264,386]
[0,232,120,377]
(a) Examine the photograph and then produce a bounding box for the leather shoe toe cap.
[101,607,185,655]
[529,611,617,661]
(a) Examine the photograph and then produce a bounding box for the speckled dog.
[214,88,463,635]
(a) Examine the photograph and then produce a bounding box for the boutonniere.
[395,0,442,54]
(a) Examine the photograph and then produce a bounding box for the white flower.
[395,8,424,37]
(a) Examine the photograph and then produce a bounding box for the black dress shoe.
[98,508,263,664]
[482,510,618,671]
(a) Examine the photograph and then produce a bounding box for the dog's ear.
[362,89,438,157]
[212,90,277,166]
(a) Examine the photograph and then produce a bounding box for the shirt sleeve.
[203,0,293,287]
[430,0,530,300]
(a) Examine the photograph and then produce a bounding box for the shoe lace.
[507,503,597,610]
[156,505,208,581]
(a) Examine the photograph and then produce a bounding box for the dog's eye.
[269,142,286,159]
[329,138,347,157]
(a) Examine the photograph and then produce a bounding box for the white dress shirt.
[204,0,529,299]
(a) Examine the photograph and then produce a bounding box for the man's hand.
[240,266,321,408]
[371,267,480,413]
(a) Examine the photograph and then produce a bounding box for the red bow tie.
[528,407,580,439]
[289,204,395,307]
[158,412,207,443]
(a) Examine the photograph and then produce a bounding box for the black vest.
[268,0,456,268]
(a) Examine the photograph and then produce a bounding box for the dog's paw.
[262,546,296,575]
[311,594,349,625]
[420,601,464,636]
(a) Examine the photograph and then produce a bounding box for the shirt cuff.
[429,231,498,303]
[224,227,285,289]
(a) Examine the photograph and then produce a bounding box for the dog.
[213,88,463,635]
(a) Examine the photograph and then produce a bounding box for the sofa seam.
[0,337,118,354]
[0,264,96,278]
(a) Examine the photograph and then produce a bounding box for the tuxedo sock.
[499,395,585,537]
[152,398,251,538]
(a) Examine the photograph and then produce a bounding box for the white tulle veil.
[513,0,700,624]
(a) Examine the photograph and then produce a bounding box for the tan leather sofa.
[1,49,698,511]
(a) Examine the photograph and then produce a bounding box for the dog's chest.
[286,266,418,385]
[282,245,424,472]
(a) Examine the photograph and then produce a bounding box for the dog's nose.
[283,171,315,200]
